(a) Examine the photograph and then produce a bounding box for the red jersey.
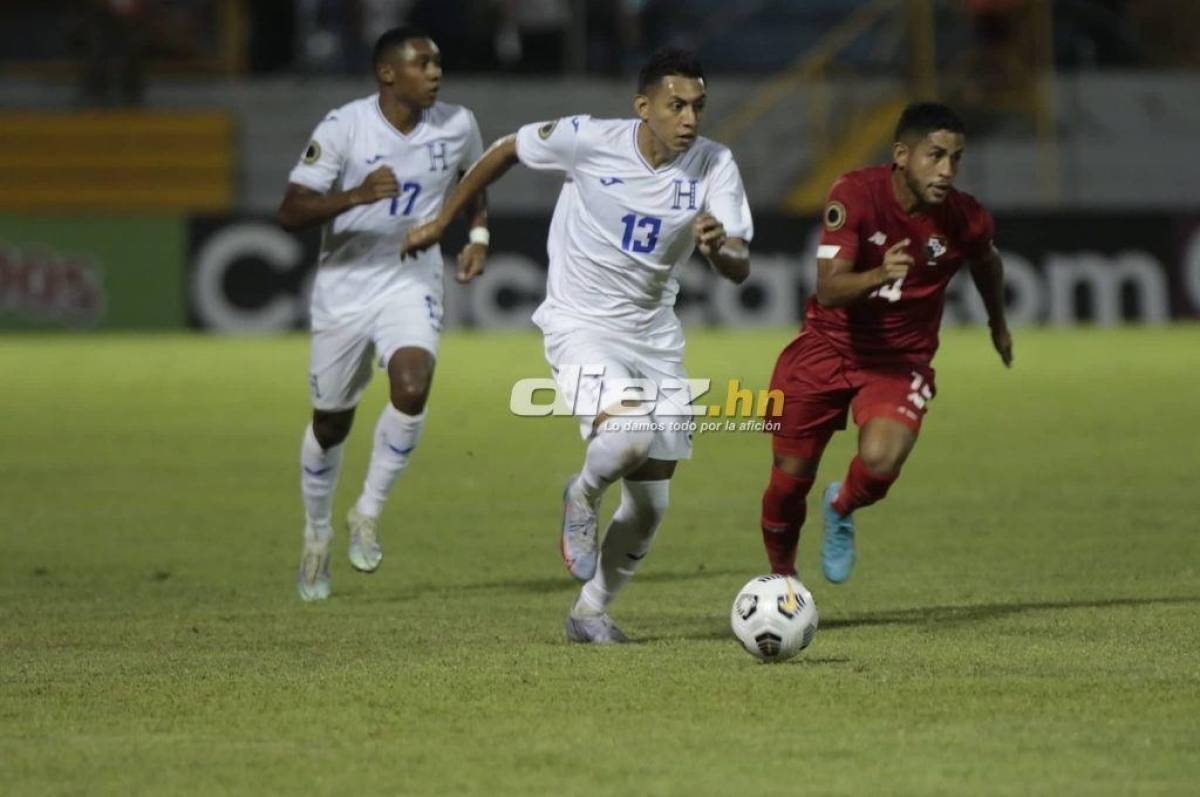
[804,164,994,367]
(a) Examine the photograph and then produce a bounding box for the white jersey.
[289,95,483,329]
[516,115,753,357]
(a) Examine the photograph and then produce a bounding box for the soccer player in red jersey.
[759,102,1013,584]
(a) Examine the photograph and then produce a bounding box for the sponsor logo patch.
[823,200,847,231]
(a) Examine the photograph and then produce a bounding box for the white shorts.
[543,328,694,461]
[308,289,443,411]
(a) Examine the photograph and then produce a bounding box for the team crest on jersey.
[823,200,847,231]
[924,235,947,261]
[537,120,558,139]
[302,140,321,164]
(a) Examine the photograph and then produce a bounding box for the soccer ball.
[730,575,819,662]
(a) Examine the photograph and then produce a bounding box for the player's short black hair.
[893,102,966,142]
[637,47,705,94]
[373,26,432,67]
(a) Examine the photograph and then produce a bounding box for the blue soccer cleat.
[820,482,856,584]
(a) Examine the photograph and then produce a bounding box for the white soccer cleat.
[560,475,599,582]
[347,508,383,573]
[565,609,629,644]
[296,535,332,602]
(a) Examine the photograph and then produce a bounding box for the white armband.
[468,227,490,247]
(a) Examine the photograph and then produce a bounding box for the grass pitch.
[1,326,1198,795]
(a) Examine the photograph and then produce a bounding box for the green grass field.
[2,327,1198,795]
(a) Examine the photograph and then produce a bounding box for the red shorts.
[767,331,936,456]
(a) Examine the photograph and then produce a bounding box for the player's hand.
[401,217,446,259]
[456,243,487,284]
[877,239,914,283]
[693,213,727,258]
[351,166,400,205]
[990,322,1013,368]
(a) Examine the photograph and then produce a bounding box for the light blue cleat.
[820,482,856,584]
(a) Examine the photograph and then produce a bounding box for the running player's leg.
[763,434,831,576]
[549,332,655,582]
[567,457,674,644]
[834,366,931,514]
[348,292,442,572]
[566,353,689,643]
[822,366,933,582]
[760,333,851,577]
[299,321,375,600]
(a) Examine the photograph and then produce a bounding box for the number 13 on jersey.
[620,213,661,254]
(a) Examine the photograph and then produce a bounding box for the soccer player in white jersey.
[277,27,489,601]
[404,48,753,642]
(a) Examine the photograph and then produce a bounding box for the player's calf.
[760,466,814,576]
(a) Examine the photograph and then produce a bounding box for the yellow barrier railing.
[715,0,1059,213]
[0,111,235,212]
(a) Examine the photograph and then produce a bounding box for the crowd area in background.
[1,0,1198,107]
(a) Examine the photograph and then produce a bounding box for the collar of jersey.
[374,95,427,141]
[631,121,683,174]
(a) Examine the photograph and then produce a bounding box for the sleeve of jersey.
[288,112,347,193]
[514,115,588,175]
[817,178,864,263]
[706,155,754,242]
[963,200,996,259]
[464,110,485,170]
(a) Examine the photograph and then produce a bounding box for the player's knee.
[638,485,670,527]
[312,412,353,448]
[623,479,670,531]
[858,438,905,476]
[388,379,430,415]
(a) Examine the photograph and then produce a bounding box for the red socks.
[832,456,897,516]
[760,467,814,576]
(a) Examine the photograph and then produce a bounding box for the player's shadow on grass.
[466,567,744,595]
[659,595,1200,644]
[821,594,1200,631]
[354,567,745,603]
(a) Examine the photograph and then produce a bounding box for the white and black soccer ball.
[730,575,819,662]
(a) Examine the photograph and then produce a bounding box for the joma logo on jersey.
[671,179,698,210]
[427,141,448,171]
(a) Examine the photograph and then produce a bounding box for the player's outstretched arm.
[276,167,399,232]
[694,213,749,284]
[403,135,519,256]
[816,239,913,308]
[969,247,1013,367]
[455,185,490,284]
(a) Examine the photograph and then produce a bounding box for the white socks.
[577,421,655,504]
[300,424,344,543]
[576,479,670,616]
[354,404,426,519]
